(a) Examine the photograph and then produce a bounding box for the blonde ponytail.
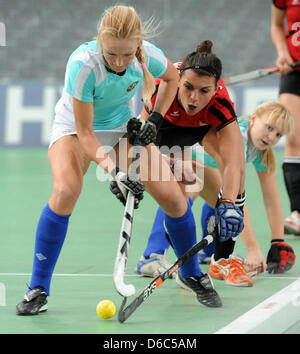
[261,148,276,173]
[135,45,155,109]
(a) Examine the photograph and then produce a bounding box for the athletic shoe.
[16,287,48,316]
[135,252,176,278]
[176,271,222,307]
[198,250,212,264]
[284,211,300,236]
[209,254,254,287]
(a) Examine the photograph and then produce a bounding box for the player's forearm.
[271,24,290,57]
[217,123,246,201]
[78,132,116,174]
[221,147,246,201]
[240,205,261,252]
[221,164,245,201]
[73,98,116,174]
[264,197,285,239]
[152,78,178,117]
[259,172,284,239]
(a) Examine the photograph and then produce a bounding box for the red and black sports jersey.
[147,76,236,131]
[273,0,300,65]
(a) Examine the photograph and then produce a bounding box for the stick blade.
[117,297,127,323]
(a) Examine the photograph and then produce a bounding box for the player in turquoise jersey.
[16,5,221,316]
[139,101,296,286]
[53,39,168,131]
[199,102,296,283]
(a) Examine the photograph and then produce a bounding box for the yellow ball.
[96,300,116,319]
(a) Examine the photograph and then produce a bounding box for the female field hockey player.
[16,5,222,315]
[139,101,296,286]
[196,101,296,285]
[271,0,300,235]
[135,40,247,287]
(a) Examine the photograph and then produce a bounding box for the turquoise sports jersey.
[54,40,167,130]
[192,117,267,172]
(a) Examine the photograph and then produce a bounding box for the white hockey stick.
[113,191,136,297]
[113,141,142,297]
[223,61,300,85]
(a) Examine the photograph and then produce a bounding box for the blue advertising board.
[0,80,281,148]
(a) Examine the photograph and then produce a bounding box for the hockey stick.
[117,233,215,323]
[113,142,142,298]
[113,191,136,297]
[223,61,300,85]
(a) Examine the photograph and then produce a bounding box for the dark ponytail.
[180,40,222,83]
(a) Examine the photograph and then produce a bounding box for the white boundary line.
[0,273,140,277]
[215,278,300,334]
[0,272,298,279]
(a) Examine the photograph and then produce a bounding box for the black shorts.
[155,119,212,152]
[279,70,300,96]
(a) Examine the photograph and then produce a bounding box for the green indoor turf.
[0,148,299,334]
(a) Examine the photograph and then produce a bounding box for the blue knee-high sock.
[188,197,193,207]
[29,204,70,295]
[165,201,202,278]
[201,202,215,257]
[144,206,171,258]
[144,198,194,258]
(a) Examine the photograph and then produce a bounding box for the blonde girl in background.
[196,101,296,285]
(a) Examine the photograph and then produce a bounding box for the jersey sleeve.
[143,41,168,78]
[272,0,287,10]
[66,60,96,103]
[207,84,237,130]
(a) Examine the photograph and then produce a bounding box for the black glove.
[147,111,164,129]
[266,239,296,273]
[127,112,164,146]
[109,168,145,209]
[127,117,143,145]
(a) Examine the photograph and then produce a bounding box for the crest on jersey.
[127,81,139,92]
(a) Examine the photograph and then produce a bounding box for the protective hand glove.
[127,112,163,146]
[266,239,296,273]
[137,119,157,146]
[126,117,142,145]
[215,201,244,242]
[109,168,145,209]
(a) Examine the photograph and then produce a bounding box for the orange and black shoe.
[209,255,254,287]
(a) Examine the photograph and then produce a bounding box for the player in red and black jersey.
[136,41,247,285]
[145,63,237,148]
[271,0,300,235]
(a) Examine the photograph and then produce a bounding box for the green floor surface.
[0,148,299,335]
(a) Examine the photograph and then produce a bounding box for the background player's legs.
[143,206,171,258]
[135,206,173,278]
[138,144,202,279]
[199,203,215,261]
[280,93,300,235]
